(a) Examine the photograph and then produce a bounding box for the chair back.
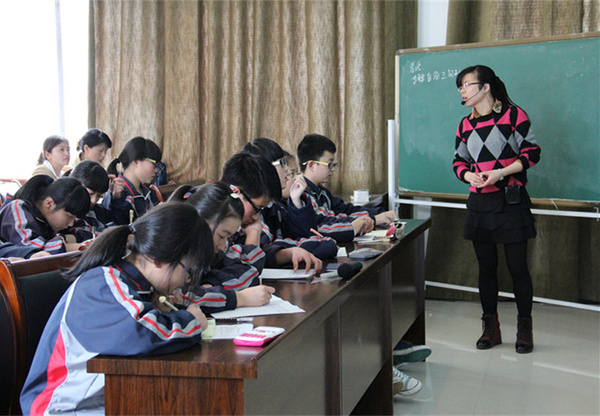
[0,253,78,415]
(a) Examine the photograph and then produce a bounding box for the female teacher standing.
[452,65,541,354]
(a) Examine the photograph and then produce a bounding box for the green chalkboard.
[395,33,599,202]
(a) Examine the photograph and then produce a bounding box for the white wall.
[418,0,449,48]
[0,0,88,179]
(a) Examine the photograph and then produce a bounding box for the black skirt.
[464,187,536,244]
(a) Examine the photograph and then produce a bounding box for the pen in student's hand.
[310,228,324,238]
[158,296,179,311]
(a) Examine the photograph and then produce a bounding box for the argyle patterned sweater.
[453,104,541,193]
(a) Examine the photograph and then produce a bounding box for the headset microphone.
[461,88,482,105]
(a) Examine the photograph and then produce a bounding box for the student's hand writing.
[236,285,276,307]
[375,210,397,226]
[108,174,125,199]
[290,175,307,208]
[352,216,374,235]
[186,304,208,330]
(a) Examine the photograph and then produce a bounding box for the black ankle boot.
[516,315,534,354]
[476,313,502,350]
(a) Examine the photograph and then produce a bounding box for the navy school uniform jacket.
[261,201,338,264]
[69,204,114,241]
[101,176,159,225]
[294,178,384,243]
[20,260,204,415]
[180,243,266,314]
[0,241,42,259]
[0,199,66,254]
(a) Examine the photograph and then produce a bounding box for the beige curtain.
[91,0,417,194]
[425,0,600,304]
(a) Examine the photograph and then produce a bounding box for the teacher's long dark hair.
[63,202,214,284]
[456,65,518,109]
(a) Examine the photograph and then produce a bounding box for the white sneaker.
[393,366,422,397]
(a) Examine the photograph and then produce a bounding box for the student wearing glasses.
[453,65,540,354]
[221,151,323,272]
[294,134,397,243]
[20,203,213,415]
[103,137,162,225]
[241,138,338,261]
[168,181,275,312]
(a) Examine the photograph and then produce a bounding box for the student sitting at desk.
[293,134,397,243]
[31,136,71,179]
[221,151,322,272]
[0,175,90,254]
[241,138,337,260]
[103,136,161,225]
[68,160,113,240]
[20,203,213,415]
[168,181,274,312]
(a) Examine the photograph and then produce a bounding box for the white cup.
[353,189,369,205]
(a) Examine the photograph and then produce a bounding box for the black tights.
[472,240,533,317]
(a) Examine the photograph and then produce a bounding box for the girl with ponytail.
[453,65,541,354]
[0,175,90,254]
[168,181,275,313]
[20,202,214,415]
[103,136,162,224]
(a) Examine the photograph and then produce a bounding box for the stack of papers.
[259,268,314,280]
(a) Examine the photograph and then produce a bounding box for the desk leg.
[351,363,393,415]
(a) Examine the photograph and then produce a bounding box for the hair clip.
[183,192,192,200]
[230,193,240,199]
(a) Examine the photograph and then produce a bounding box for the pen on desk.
[158,296,179,311]
[310,228,324,238]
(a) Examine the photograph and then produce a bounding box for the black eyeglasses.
[272,157,288,168]
[238,188,264,215]
[178,260,194,281]
[458,81,481,92]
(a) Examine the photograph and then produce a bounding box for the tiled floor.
[394,299,600,415]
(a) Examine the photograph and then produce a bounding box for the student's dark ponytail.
[177,182,244,232]
[167,185,196,202]
[63,202,214,284]
[14,176,90,218]
[106,136,162,176]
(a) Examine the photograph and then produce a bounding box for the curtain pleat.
[92,0,417,193]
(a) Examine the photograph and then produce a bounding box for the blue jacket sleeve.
[102,190,133,226]
[0,200,66,254]
[179,285,237,314]
[68,267,204,357]
[201,245,265,290]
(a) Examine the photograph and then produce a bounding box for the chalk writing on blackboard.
[409,60,460,85]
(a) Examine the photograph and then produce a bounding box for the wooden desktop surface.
[88,218,431,415]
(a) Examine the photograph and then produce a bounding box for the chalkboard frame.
[394,33,600,206]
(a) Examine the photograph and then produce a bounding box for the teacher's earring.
[492,98,502,113]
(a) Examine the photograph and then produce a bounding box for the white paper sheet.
[210,295,305,319]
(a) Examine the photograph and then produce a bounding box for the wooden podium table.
[87,218,430,415]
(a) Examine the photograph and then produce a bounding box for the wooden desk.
[88,218,431,415]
